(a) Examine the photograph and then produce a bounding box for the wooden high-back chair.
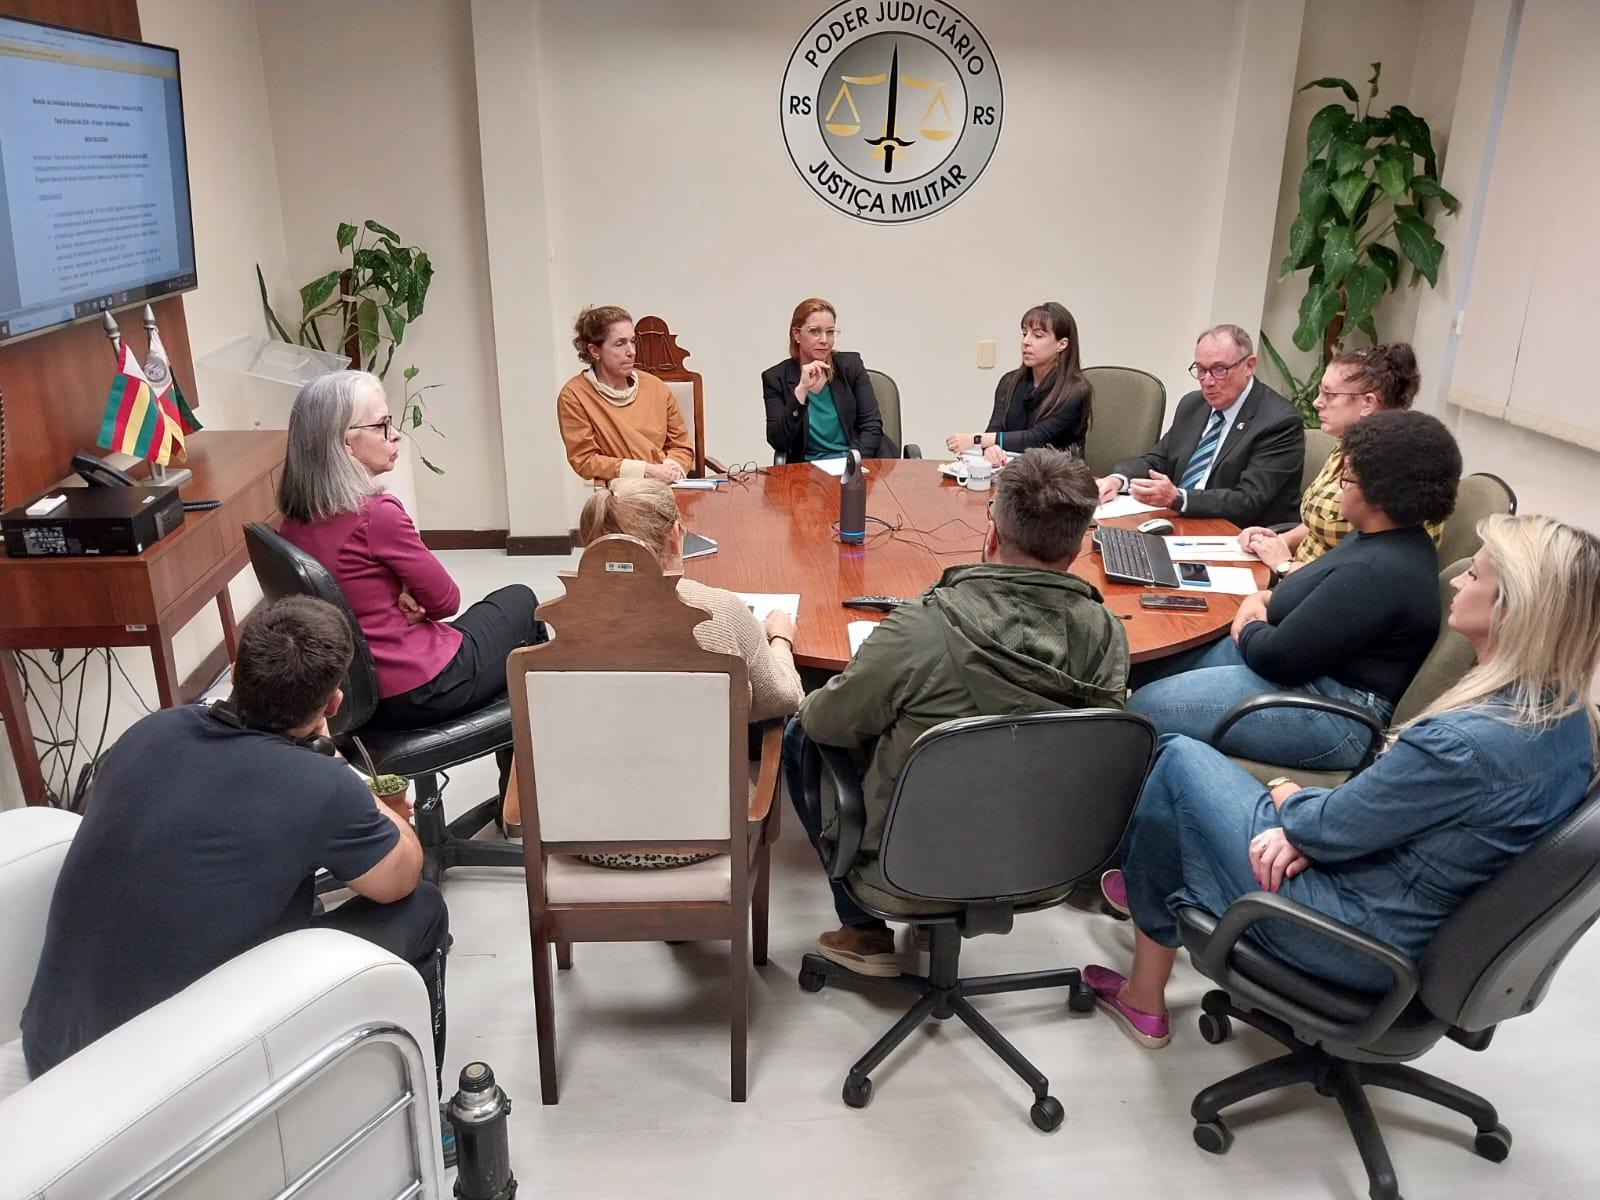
[507,535,782,1104]
[633,315,721,476]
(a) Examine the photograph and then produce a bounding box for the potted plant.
[1265,63,1460,425]
[257,220,445,473]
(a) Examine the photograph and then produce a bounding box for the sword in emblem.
[864,43,914,174]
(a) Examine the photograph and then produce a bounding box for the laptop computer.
[1094,526,1180,587]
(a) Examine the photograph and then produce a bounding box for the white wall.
[255,0,508,531]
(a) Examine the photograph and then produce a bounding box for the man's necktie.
[1179,410,1226,490]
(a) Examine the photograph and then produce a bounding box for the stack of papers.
[1093,495,1162,519]
[1163,536,1258,562]
[1175,565,1261,595]
[670,478,723,490]
[811,457,868,478]
[735,592,800,622]
[848,620,879,656]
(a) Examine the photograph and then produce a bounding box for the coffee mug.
[953,457,993,492]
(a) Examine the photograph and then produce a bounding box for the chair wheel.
[1473,1123,1512,1162]
[1067,981,1096,1013]
[798,967,826,993]
[1198,1011,1232,1044]
[842,1076,872,1109]
[1193,1118,1233,1155]
[1030,1096,1064,1132]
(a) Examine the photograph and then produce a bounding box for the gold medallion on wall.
[781,1,1002,224]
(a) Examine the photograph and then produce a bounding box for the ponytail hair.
[577,477,681,563]
[1330,341,1421,409]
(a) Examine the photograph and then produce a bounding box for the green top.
[803,382,850,460]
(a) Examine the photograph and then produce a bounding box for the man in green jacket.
[788,448,1130,977]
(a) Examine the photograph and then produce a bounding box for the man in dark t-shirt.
[21,596,446,1086]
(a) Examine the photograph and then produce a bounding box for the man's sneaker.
[1083,964,1170,1048]
[440,1103,457,1169]
[816,925,900,977]
[1100,868,1130,917]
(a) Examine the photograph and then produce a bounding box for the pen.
[1171,538,1232,547]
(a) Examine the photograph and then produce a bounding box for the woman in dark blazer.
[762,297,885,462]
[945,301,1093,465]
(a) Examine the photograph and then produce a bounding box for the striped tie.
[1179,410,1225,490]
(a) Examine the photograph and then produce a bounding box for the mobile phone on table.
[1139,593,1209,612]
[1176,562,1212,587]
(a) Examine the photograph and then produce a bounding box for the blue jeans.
[1129,637,1391,771]
[1123,735,1395,992]
[782,718,887,931]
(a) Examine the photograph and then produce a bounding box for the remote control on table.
[841,595,911,612]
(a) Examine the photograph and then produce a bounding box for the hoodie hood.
[926,562,1128,713]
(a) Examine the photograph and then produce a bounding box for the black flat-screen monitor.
[0,16,196,346]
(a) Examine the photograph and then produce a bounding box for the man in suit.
[1096,325,1304,527]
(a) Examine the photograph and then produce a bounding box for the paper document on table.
[1094,495,1162,519]
[848,620,879,657]
[1163,536,1258,562]
[1176,565,1260,595]
[811,457,868,478]
[735,592,800,622]
[671,478,723,490]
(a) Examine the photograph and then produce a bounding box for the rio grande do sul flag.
[144,325,202,435]
[96,342,187,466]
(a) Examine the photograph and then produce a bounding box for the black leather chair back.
[243,522,381,736]
[1420,787,1600,1031]
[878,710,1156,901]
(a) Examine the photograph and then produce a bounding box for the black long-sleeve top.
[1237,526,1441,703]
[985,369,1088,455]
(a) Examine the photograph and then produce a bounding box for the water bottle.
[839,449,866,545]
[449,1061,516,1199]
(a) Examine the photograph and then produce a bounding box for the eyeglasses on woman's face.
[349,414,398,441]
[800,325,839,340]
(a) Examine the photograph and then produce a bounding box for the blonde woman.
[1086,513,1600,1048]
[501,477,804,864]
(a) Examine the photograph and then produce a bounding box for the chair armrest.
[0,928,443,1200]
[902,443,923,459]
[1194,892,1420,1047]
[1210,692,1387,773]
[773,450,789,466]
[702,455,727,476]
[801,738,866,880]
[748,721,783,824]
[0,808,80,1039]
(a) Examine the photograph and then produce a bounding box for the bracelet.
[768,634,793,649]
[1265,775,1295,791]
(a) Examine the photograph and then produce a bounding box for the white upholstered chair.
[508,534,781,1105]
[0,806,445,1200]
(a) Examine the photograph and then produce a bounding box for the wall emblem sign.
[781,1,1002,224]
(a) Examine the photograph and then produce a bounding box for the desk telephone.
[69,452,218,510]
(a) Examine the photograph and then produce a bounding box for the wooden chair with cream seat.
[634,315,722,477]
[507,534,781,1105]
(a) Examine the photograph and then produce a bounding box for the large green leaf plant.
[256,220,444,473]
[1269,63,1460,424]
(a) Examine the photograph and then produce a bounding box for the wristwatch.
[1265,776,1295,791]
[1269,560,1294,585]
[973,434,983,446]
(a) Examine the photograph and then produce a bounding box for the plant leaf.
[420,456,444,476]
[407,252,433,320]
[1285,212,1321,273]
[1367,61,1382,100]
[1321,227,1358,286]
[336,222,358,252]
[1355,315,1378,342]
[299,270,341,317]
[1394,216,1444,286]
[1297,158,1332,224]
[1293,282,1342,352]
[1306,103,1353,160]
[382,303,406,343]
[256,264,293,342]
[403,364,420,381]
[1409,177,1460,213]
[1367,243,1400,288]
[357,297,380,361]
[1300,76,1359,103]
[1343,262,1387,330]
[1332,139,1371,177]
[363,219,400,242]
[1375,156,1407,199]
[1330,172,1372,221]
[1388,105,1438,176]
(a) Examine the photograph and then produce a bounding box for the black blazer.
[762,351,885,461]
[1113,378,1305,526]
[985,369,1088,455]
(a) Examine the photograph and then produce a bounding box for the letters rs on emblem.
[605,562,635,573]
[780,1,1003,225]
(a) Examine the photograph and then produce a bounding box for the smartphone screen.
[1177,562,1212,586]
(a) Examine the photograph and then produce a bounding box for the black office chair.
[1176,787,1600,1200]
[797,710,1157,1129]
[244,522,522,884]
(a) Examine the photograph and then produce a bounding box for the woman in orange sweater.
[557,304,695,482]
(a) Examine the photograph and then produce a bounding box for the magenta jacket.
[279,494,462,698]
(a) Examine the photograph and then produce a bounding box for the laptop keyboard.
[1097,526,1170,585]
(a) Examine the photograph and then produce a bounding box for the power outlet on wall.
[977,339,996,369]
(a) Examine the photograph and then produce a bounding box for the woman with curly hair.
[1127,409,1462,772]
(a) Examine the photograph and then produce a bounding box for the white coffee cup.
[955,456,993,492]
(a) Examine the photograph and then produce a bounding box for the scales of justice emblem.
[780,2,1002,224]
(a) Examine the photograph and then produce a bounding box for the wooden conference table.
[677,459,1268,672]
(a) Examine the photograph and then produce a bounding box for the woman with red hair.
[762,298,887,462]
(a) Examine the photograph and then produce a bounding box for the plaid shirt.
[1294,444,1444,563]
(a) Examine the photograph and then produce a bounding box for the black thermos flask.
[839,449,866,544]
[449,1061,516,1199]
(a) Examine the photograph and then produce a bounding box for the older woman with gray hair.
[277,371,544,827]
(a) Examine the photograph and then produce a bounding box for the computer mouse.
[1137,518,1175,535]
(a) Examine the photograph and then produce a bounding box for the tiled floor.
[434,549,1600,1200]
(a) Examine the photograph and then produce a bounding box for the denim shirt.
[1270,700,1594,962]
